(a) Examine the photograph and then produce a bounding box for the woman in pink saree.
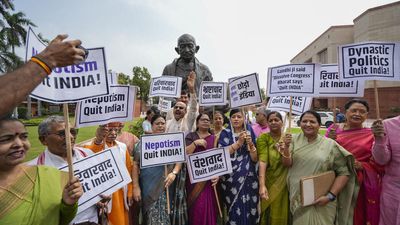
[327,99,384,225]
[185,113,219,225]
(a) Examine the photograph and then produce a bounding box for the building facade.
[291,1,400,118]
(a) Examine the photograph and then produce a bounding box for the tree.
[117,72,131,85]
[2,11,35,54]
[260,88,267,102]
[130,66,151,111]
[0,0,14,17]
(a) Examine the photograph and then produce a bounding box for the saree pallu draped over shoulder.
[185,132,217,225]
[0,166,77,225]
[288,133,359,225]
[218,124,259,225]
[333,127,384,225]
[256,133,289,225]
[134,141,174,225]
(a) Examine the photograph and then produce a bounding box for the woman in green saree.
[257,111,290,225]
[0,118,83,225]
[281,111,359,225]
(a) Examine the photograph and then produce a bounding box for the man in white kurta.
[28,115,99,225]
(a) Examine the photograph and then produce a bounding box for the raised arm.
[0,34,85,117]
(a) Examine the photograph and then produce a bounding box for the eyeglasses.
[106,127,120,133]
[48,128,78,138]
[174,106,185,110]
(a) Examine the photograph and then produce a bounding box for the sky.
[15,0,398,89]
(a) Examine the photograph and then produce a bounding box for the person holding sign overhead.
[185,113,219,225]
[0,117,83,225]
[217,108,259,224]
[0,34,86,118]
[281,111,358,225]
[256,111,289,225]
[132,114,182,225]
[326,99,384,225]
[84,122,133,225]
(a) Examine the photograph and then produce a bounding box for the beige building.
[291,1,400,118]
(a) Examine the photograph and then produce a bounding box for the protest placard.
[267,96,312,115]
[338,42,400,81]
[199,82,227,106]
[140,132,186,168]
[158,97,172,112]
[75,85,136,128]
[108,70,118,85]
[267,64,321,97]
[319,64,365,97]
[187,147,232,184]
[149,76,182,98]
[59,148,131,213]
[26,27,110,103]
[229,73,262,108]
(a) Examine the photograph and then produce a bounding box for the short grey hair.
[38,115,65,137]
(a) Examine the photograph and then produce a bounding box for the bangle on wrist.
[193,142,197,147]
[171,170,178,176]
[31,56,52,75]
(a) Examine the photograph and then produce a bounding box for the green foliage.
[118,72,130,85]
[129,117,144,137]
[260,88,266,101]
[0,3,36,72]
[17,107,27,119]
[130,66,151,102]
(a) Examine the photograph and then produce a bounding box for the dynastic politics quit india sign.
[26,27,110,103]
[338,42,400,81]
[140,132,186,168]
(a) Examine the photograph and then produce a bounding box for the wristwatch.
[326,192,336,201]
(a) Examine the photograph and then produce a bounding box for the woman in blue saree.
[218,109,259,225]
[133,114,182,225]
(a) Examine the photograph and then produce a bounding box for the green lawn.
[25,119,137,161]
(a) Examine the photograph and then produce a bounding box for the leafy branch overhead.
[118,66,151,103]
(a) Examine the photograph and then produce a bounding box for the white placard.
[59,148,132,213]
[267,64,320,97]
[338,42,400,81]
[267,96,312,115]
[229,73,262,108]
[199,82,227,106]
[319,64,364,97]
[149,76,182,98]
[108,70,118,85]
[75,85,136,128]
[158,98,172,112]
[140,132,186,168]
[187,147,232,184]
[26,27,110,103]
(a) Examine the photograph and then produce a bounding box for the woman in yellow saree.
[256,111,289,225]
[0,117,83,225]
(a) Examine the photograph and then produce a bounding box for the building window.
[318,49,328,64]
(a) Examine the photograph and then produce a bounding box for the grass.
[24,119,138,161]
